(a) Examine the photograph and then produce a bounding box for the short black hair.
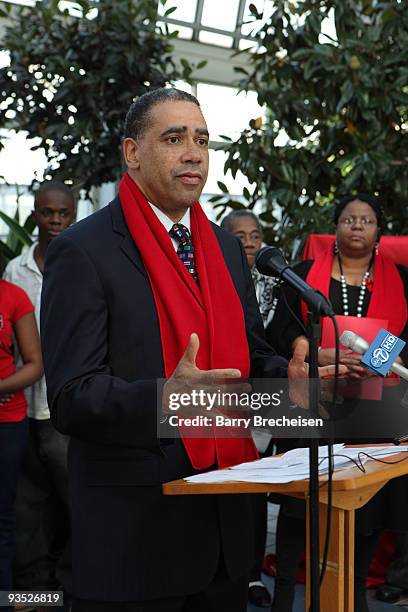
[220,210,263,234]
[334,193,383,228]
[124,87,201,141]
[34,180,75,209]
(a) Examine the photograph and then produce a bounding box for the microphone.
[255,246,334,317]
[340,330,408,382]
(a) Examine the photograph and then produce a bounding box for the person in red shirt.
[0,271,43,612]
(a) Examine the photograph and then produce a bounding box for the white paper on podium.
[231,443,345,471]
[184,445,408,484]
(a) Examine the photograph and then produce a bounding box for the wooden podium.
[163,447,408,612]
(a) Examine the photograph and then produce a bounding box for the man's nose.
[242,236,254,248]
[181,141,202,164]
[50,213,63,224]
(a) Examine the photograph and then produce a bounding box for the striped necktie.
[169,223,198,283]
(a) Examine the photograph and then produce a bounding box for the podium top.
[162,446,408,497]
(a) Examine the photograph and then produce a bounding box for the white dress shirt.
[149,203,191,251]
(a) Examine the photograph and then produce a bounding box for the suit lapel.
[110,196,206,309]
[109,197,242,313]
[110,198,147,278]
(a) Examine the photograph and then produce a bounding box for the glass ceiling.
[2,0,272,49]
[158,0,273,49]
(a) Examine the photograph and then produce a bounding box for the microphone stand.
[307,307,322,612]
[255,246,335,610]
[297,289,333,612]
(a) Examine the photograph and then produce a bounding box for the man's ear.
[122,137,141,170]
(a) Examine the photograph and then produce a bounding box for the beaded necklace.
[337,254,373,317]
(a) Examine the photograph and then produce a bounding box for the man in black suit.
[41,88,324,612]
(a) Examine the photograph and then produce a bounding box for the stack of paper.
[184,445,408,485]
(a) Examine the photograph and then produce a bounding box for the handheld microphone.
[340,330,408,381]
[255,246,334,317]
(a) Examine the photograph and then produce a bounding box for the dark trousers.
[0,418,28,612]
[249,494,268,582]
[271,510,305,612]
[14,418,71,593]
[355,531,380,612]
[250,441,275,584]
[72,559,247,612]
[384,532,408,589]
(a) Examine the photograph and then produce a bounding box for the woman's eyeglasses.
[339,216,377,227]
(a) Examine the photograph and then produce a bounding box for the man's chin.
[46,233,60,243]
[179,193,201,207]
[246,255,256,268]
[178,182,204,202]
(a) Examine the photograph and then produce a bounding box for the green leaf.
[243,187,251,200]
[217,181,229,194]
[0,241,17,262]
[259,210,276,223]
[248,3,261,20]
[234,66,249,76]
[0,211,33,247]
[224,199,245,211]
[164,6,177,17]
[336,81,354,112]
[208,194,224,203]
[292,49,313,61]
[24,214,36,235]
[311,44,334,58]
[308,13,322,34]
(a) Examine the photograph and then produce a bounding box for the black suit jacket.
[41,197,287,601]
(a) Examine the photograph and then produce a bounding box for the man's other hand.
[288,338,347,408]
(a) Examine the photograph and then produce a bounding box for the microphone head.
[340,330,369,355]
[340,330,356,348]
[255,246,288,277]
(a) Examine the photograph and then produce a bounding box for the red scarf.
[301,246,407,335]
[119,173,258,469]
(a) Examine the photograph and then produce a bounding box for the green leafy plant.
[212,0,408,257]
[0,0,201,195]
[0,184,35,262]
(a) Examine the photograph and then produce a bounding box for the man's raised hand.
[162,333,247,415]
